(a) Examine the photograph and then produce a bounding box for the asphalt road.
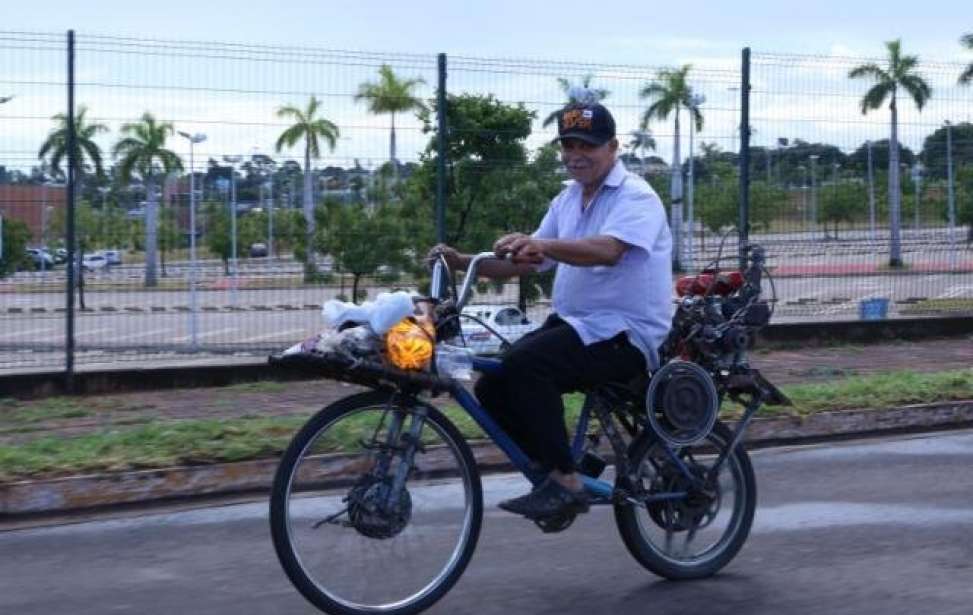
[4,430,973,615]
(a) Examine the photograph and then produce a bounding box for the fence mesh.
[0,33,970,373]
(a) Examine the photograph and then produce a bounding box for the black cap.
[554,103,616,146]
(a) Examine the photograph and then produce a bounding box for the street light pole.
[866,140,876,241]
[223,154,242,304]
[831,162,840,239]
[686,93,704,271]
[912,161,922,232]
[809,155,819,237]
[267,179,274,260]
[179,131,207,350]
[946,121,956,269]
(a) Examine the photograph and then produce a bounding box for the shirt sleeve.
[598,189,667,255]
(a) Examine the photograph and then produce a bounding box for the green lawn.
[1,368,970,481]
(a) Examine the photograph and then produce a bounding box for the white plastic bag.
[321,291,415,335]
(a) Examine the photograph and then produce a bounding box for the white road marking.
[172,327,236,342]
[244,328,309,342]
[113,328,171,341]
[0,327,57,340]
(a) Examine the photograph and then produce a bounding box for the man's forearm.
[454,253,536,279]
[537,236,625,266]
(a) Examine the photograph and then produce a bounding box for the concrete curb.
[2,400,972,518]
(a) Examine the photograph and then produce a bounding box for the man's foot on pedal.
[498,478,589,520]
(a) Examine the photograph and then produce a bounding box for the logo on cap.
[561,109,593,131]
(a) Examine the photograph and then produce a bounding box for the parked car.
[249,242,268,258]
[101,249,123,265]
[454,304,539,354]
[81,253,108,271]
[25,248,55,269]
[53,248,68,264]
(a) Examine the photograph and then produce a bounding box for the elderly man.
[433,101,672,520]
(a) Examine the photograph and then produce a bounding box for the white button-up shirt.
[532,159,673,370]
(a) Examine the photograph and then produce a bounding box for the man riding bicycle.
[431,100,673,521]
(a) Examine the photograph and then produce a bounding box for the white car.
[454,304,540,355]
[81,253,108,271]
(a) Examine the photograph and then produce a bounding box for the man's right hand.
[426,244,465,270]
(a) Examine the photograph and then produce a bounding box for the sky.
[10,0,970,64]
[3,1,972,173]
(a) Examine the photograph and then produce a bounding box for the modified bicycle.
[268,242,790,615]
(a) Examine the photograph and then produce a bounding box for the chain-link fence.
[0,32,971,374]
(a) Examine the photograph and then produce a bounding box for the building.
[0,184,67,243]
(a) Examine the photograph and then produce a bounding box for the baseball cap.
[554,103,616,146]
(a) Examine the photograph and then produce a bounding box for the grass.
[0,369,970,481]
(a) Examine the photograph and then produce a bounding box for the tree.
[959,32,973,85]
[321,202,408,303]
[850,39,932,267]
[112,112,183,286]
[847,139,915,175]
[639,65,704,271]
[0,217,31,277]
[626,130,657,173]
[38,105,108,181]
[275,96,339,279]
[541,75,609,127]
[820,181,867,239]
[411,93,536,249]
[919,122,973,180]
[355,65,427,179]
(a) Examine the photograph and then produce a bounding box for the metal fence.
[0,32,970,375]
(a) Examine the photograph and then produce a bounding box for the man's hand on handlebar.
[493,233,545,265]
[426,244,466,270]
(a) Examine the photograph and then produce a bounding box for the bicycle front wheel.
[270,390,483,615]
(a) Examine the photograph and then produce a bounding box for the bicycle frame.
[426,250,698,507]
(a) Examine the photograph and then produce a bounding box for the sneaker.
[498,478,590,520]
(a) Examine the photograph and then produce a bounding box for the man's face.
[559,138,618,187]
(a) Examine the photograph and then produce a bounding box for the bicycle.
[268,244,789,615]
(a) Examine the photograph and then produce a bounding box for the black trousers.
[474,315,646,473]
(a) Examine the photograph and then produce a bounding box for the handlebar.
[431,251,503,311]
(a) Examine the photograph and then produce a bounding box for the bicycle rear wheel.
[270,390,483,615]
[614,421,756,580]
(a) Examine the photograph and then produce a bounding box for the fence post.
[435,53,448,245]
[64,29,77,391]
[738,47,751,269]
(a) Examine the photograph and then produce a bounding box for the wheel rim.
[281,403,476,612]
[632,429,747,567]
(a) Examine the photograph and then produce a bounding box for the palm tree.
[960,33,973,85]
[627,130,656,174]
[112,113,183,287]
[542,75,610,127]
[639,65,703,271]
[355,65,427,179]
[849,39,931,267]
[38,105,108,190]
[275,96,339,276]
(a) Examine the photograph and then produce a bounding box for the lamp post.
[830,162,840,239]
[178,131,207,349]
[797,164,808,227]
[866,140,876,241]
[945,121,956,269]
[686,93,705,271]
[912,161,922,232]
[809,155,819,237]
[223,154,242,304]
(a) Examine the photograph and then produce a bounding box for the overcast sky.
[4,1,972,171]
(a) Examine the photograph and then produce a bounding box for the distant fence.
[0,31,970,375]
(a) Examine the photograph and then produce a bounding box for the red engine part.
[675,271,745,297]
